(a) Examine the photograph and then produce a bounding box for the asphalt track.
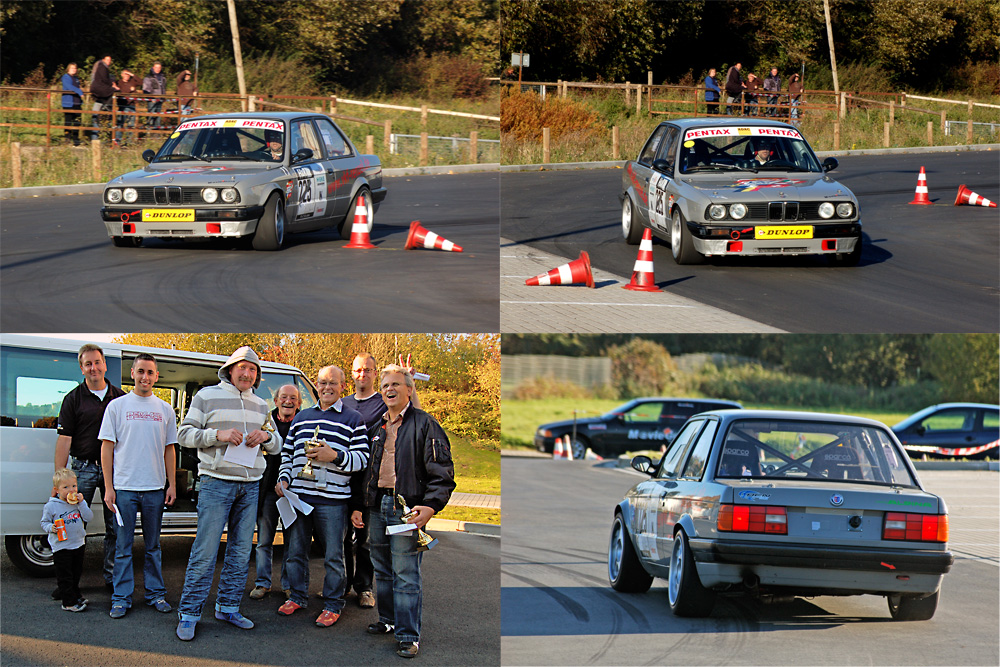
[0,172,499,332]
[500,151,999,332]
[500,457,999,666]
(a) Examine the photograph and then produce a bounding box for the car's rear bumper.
[101,206,264,238]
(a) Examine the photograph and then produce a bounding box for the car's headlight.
[819,202,835,219]
[729,203,748,220]
[708,204,726,220]
[106,188,122,203]
[123,188,138,203]
[202,188,218,203]
[836,202,854,218]
[539,429,552,438]
[220,188,238,203]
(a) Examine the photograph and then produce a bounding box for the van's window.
[258,373,318,411]
[1,346,121,428]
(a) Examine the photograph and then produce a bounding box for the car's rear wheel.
[670,209,704,265]
[667,530,715,617]
[568,434,590,460]
[608,513,653,593]
[829,235,863,266]
[338,187,374,240]
[252,194,285,251]
[887,591,938,621]
[622,195,643,245]
[111,236,142,247]
[5,534,55,577]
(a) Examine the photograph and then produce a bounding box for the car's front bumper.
[101,206,265,239]
[689,221,862,257]
[534,435,556,453]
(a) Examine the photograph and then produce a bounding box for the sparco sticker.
[738,490,771,502]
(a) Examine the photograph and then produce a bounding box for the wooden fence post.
[420,132,428,166]
[314,106,321,114]
[91,139,101,181]
[625,82,631,108]
[967,117,974,144]
[833,121,841,151]
[883,122,890,148]
[248,95,256,112]
[46,91,52,147]
[11,142,22,188]
[648,71,653,86]
[636,83,642,114]
[542,127,550,164]
[469,130,478,164]
[612,125,619,160]
[889,100,894,126]
[927,120,933,146]
[366,135,374,154]
[839,92,846,119]
[330,95,337,114]
[421,104,428,128]
[384,120,392,153]
[940,110,946,134]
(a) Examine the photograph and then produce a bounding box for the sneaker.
[78,598,90,607]
[62,601,87,612]
[109,603,128,619]
[249,586,269,600]
[277,599,302,616]
[397,641,419,659]
[215,610,254,629]
[358,591,375,608]
[176,620,197,641]
[151,598,172,613]
[315,610,341,627]
[367,621,395,635]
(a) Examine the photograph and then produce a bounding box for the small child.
[41,468,94,612]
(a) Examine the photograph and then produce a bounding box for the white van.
[0,334,318,576]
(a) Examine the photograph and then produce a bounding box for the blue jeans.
[369,494,423,642]
[286,501,348,613]
[177,476,258,622]
[112,488,166,606]
[254,490,289,590]
[72,458,116,584]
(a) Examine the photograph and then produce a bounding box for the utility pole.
[226,0,247,111]
[823,0,839,97]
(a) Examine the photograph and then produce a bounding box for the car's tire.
[887,591,938,621]
[608,513,653,593]
[111,236,142,248]
[5,534,55,577]
[568,434,591,460]
[252,194,286,251]
[829,235,863,267]
[338,187,374,240]
[667,530,715,617]
[670,208,704,265]
[622,195,643,245]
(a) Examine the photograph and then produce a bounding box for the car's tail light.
[883,512,948,542]
[718,504,787,535]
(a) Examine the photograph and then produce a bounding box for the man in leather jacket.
[354,364,455,659]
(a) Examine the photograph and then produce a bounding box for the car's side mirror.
[822,157,838,172]
[291,148,314,163]
[142,149,155,163]
[631,455,655,476]
[652,158,671,174]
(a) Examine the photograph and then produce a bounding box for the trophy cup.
[261,414,275,433]
[297,425,322,481]
[396,494,438,551]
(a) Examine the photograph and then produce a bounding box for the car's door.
[659,419,720,556]
[646,125,681,234]
[313,116,357,223]
[901,406,983,450]
[630,125,668,228]
[287,118,331,231]
[607,400,668,453]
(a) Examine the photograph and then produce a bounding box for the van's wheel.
[252,194,285,250]
[888,591,938,621]
[608,514,653,593]
[5,534,55,577]
[667,530,715,617]
[338,187,373,239]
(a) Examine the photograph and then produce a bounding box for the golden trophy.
[261,414,275,433]
[297,425,322,481]
[396,494,438,551]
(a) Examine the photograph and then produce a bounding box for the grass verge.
[450,431,500,495]
[435,506,500,525]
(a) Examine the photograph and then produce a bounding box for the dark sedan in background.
[893,403,999,460]
[534,397,742,459]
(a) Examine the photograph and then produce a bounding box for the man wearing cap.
[174,346,280,641]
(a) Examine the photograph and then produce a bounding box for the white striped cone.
[623,228,663,292]
[552,437,565,460]
[563,435,574,460]
[404,220,463,252]
[343,194,376,248]
[525,251,595,288]
[908,166,933,205]
[954,184,997,208]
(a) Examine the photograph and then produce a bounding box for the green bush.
[608,338,687,398]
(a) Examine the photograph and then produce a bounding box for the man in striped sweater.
[275,365,370,628]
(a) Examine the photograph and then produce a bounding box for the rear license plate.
[755,225,813,239]
[142,209,194,222]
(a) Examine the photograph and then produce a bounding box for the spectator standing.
[60,63,84,146]
[724,62,745,115]
[41,468,94,612]
[89,54,118,141]
[99,353,177,619]
[114,69,139,146]
[788,72,804,124]
[55,343,126,592]
[176,69,196,115]
[764,67,782,116]
[704,68,721,115]
[142,61,167,129]
[744,73,761,116]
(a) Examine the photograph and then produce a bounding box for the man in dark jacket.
[143,61,167,129]
[61,63,84,145]
[763,67,782,116]
[114,69,139,145]
[724,62,745,115]
[357,364,455,659]
[89,55,118,141]
[704,68,721,115]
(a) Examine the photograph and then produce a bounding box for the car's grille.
[116,187,205,204]
[742,202,837,222]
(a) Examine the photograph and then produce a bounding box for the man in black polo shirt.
[55,343,126,591]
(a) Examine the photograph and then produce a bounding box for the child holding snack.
[41,468,94,612]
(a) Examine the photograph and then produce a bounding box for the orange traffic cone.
[404,221,463,252]
[563,435,574,460]
[552,437,565,460]
[525,251,595,288]
[908,167,933,205]
[954,184,996,208]
[343,194,376,249]
[623,228,663,292]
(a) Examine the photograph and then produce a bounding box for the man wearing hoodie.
[175,346,280,642]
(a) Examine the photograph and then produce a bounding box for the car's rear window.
[716,418,918,487]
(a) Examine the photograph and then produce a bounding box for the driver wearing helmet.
[256,130,283,161]
[752,137,777,165]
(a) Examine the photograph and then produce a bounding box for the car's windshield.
[716,418,918,487]
[154,118,286,162]
[679,127,822,175]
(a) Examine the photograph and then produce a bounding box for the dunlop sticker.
[142,209,195,222]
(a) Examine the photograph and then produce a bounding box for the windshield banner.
[176,118,284,132]
[684,126,803,141]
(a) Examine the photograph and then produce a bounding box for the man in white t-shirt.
[99,353,178,620]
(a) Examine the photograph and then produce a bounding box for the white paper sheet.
[276,495,297,527]
[111,503,124,526]
[387,523,418,535]
[222,437,260,468]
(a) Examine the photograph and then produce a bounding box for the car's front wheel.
[622,195,642,245]
[111,236,142,248]
[252,194,285,251]
[608,513,653,593]
[339,187,374,240]
[829,235,863,267]
[667,530,715,617]
[5,534,55,577]
[670,209,704,265]
[887,591,938,621]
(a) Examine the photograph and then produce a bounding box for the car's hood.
[681,173,854,201]
[108,162,285,185]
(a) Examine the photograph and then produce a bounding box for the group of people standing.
[46,343,455,660]
[703,63,803,121]
[60,56,196,146]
